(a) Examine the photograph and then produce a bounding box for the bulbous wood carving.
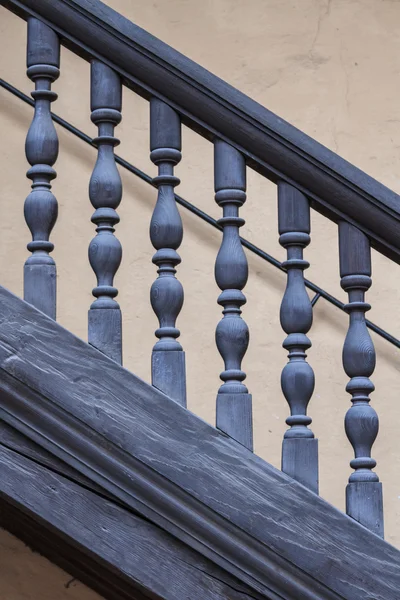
[24,18,60,319]
[149,99,186,406]
[88,60,123,364]
[278,182,318,493]
[339,221,383,537]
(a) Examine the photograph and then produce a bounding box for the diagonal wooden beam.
[0,286,399,600]
[1,421,112,496]
[0,441,263,600]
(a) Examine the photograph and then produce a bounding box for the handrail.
[2,76,399,349]
[3,0,400,264]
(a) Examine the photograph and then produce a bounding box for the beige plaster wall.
[0,530,102,600]
[1,1,400,597]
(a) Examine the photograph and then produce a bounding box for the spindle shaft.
[339,221,383,537]
[88,60,123,364]
[150,99,186,406]
[278,182,318,493]
[24,18,60,319]
[214,140,253,450]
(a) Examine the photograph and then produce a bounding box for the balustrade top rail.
[3,0,400,263]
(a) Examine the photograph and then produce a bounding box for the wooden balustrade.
[88,60,123,364]
[278,182,318,493]
[6,5,398,539]
[24,18,60,319]
[149,99,186,406]
[214,141,253,451]
[339,222,383,537]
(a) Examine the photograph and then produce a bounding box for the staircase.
[0,1,400,599]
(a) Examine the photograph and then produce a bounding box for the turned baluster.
[24,18,60,319]
[278,182,318,493]
[339,222,383,537]
[149,99,186,406]
[214,141,252,450]
[88,61,123,364]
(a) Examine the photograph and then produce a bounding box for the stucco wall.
[1,1,400,597]
[0,530,101,600]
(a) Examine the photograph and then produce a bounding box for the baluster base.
[88,308,122,364]
[346,481,384,538]
[282,438,319,493]
[216,393,253,451]
[152,350,186,407]
[24,263,56,320]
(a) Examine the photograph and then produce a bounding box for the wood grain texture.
[150,99,186,405]
[88,60,123,364]
[214,140,252,450]
[24,17,59,319]
[151,350,186,408]
[278,182,318,493]
[0,444,263,600]
[0,287,398,600]
[339,222,383,537]
[1,421,113,497]
[4,0,400,263]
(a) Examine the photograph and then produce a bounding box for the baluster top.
[27,18,60,68]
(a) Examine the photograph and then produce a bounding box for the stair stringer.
[0,285,398,600]
[0,423,264,600]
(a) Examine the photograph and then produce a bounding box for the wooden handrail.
[3,0,400,263]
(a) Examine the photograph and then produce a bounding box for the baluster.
[339,222,383,537]
[278,182,318,493]
[214,141,252,450]
[24,18,60,319]
[149,99,186,406]
[88,61,123,364]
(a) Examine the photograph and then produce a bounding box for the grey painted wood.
[216,394,253,451]
[214,140,252,450]
[5,81,400,354]
[346,482,385,540]
[149,99,186,406]
[278,182,318,493]
[88,60,123,364]
[0,286,398,600]
[339,222,383,537]
[0,444,263,600]
[88,308,122,364]
[5,0,400,264]
[24,17,59,319]
[1,421,111,497]
[151,350,186,407]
